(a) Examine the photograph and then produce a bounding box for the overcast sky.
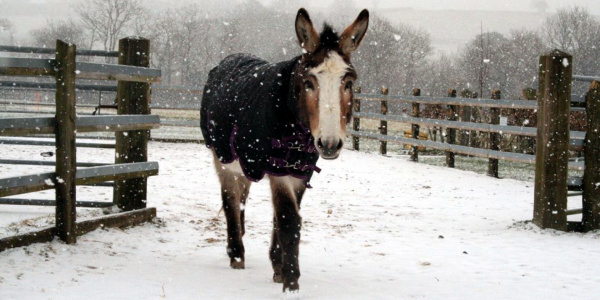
[2,0,600,53]
[295,0,600,13]
[3,0,600,30]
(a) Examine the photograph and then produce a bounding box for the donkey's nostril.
[336,139,344,150]
[316,137,343,159]
[317,138,325,149]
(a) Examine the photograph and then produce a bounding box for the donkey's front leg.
[269,176,306,292]
[270,219,284,283]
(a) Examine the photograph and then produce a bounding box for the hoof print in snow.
[463,251,468,255]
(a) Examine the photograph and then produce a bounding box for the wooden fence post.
[460,90,472,147]
[380,87,388,155]
[470,92,479,148]
[533,50,572,231]
[55,40,77,244]
[521,88,537,153]
[114,37,151,211]
[411,88,420,162]
[446,89,457,168]
[582,80,600,231]
[488,90,501,178]
[352,87,361,151]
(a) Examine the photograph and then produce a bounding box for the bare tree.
[424,54,461,97]
[455,29,545,100]
[352,14,432,94]
[0,18,12,33]
[0,18,15,45]
[30,19,88,48]
[131,7,153,38]
[75,0,146,51]
[458,32,508,97]
[171,7,220,85]
[542,6,600,76]
[145,11,177,84]
[147,5,226,86]
[497,29,545,98]
[394,23,432,92]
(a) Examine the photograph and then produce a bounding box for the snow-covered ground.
[1,141,599,299]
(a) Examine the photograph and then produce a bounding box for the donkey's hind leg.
[213,154,251,269]
[239,179,250,237]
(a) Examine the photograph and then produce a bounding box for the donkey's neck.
[284,56,305,125]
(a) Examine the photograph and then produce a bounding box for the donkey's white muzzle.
[316,136,343,159]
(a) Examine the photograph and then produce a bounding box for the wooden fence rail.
[0,57,161,82]
[349,49,599,232]
[573,75,600,82]
[356,93,586,113]
[0,115,159,136]
[0,45,119,57]
[0,81,118,92]
[0,38,161,251]
[351,111,585,149]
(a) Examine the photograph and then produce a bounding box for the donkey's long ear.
[295,8,320,54]
[339,9,370,54]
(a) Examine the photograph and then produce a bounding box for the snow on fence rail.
[352,91,584,169]
[351,49,600,233]
[0,57,161,82]
[572,75,600,83]
[0,45,120,57]
[0,81,203,124]
[0,38,162,251]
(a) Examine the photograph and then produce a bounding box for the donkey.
[200,8,369,292]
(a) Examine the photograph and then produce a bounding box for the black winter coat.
[200,54,320,185]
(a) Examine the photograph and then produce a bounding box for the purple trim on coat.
[204,110,212,148]
[206,124,320,188]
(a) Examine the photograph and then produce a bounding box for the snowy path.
[1,142,599,299]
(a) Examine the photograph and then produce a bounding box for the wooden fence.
[0,38,161,251]
[350,49,599,232]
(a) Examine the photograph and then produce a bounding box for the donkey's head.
[294,8,369,160]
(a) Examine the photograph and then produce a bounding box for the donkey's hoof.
[273,273,283,283]
[230,257,245,269]
[282,280,299,292]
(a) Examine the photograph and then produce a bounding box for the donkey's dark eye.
[345,81,353,90]
[304,80,314,90]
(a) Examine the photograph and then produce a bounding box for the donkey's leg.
[238,177,251,237]
[269,218,283,283]
[270,182,306,284]
[213,154,249,269]
[269,175,307,291]
[220,185,245,269]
